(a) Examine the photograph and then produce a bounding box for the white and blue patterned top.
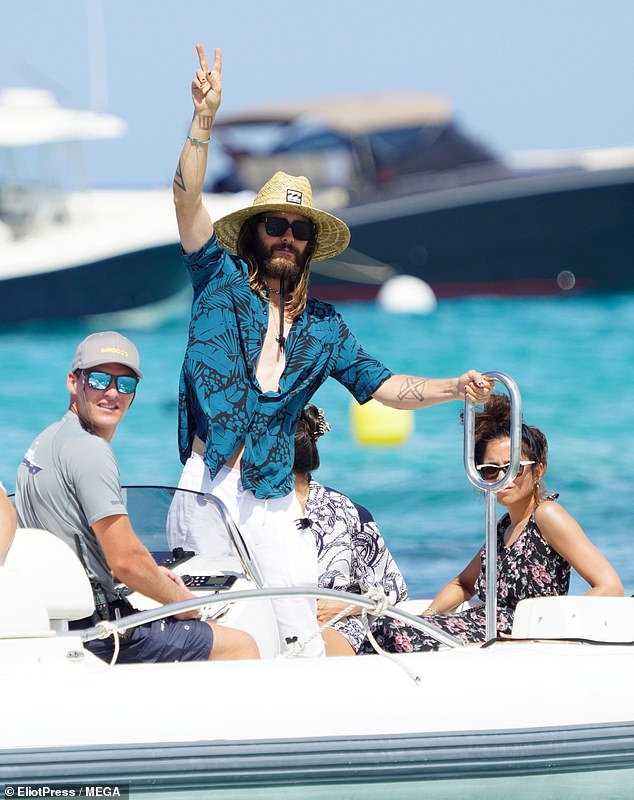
[304,480,408,652]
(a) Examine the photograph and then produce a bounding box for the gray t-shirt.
[16,411,127,602]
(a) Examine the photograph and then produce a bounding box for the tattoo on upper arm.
[397,377,426,402]
[198,115,213,131]
[173,159,186,192]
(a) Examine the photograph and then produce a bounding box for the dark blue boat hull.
[0,242,189,323]
[311,166,634,300]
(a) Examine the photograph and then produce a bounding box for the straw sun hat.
[214,171,350,261]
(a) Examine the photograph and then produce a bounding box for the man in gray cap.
[15,331,258,663]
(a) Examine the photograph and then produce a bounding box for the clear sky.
[2,0,634,188]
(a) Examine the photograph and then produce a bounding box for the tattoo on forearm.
[198,115,213,131]
[397,377,427,402]
[173,160,186,192]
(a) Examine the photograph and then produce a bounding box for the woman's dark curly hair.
[293,405,327,477]
[470,393,548,502]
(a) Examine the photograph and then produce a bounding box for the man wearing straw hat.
[170,45,493,657]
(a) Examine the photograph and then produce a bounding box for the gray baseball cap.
[71,331,143,379]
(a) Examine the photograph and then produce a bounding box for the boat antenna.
[87,0,108,111]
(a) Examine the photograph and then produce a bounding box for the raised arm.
[534,501,624,596]
[372,370,494,409]
[173,44,222,254]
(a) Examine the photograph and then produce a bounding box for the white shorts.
[167,454,324,658]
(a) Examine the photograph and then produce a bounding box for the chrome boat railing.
[463,371,523,641]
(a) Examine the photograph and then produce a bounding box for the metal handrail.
[463,371,522,641]
[76,585,464,649]
[116,486,463,650]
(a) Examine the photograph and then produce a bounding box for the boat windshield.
[123,485,254,579]
[0,145,71,237]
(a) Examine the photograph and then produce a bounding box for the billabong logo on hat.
[286,189,302,204]
[100,346,129,357]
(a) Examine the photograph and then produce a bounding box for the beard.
[254,240,308,284]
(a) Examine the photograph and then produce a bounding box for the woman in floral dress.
[367,393,623,653]
[293,405,408,656]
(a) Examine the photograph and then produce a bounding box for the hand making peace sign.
[191,43,222,117]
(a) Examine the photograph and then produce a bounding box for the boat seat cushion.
[0,566,51,636]
[4,528,94,623]
[512,596,634,641]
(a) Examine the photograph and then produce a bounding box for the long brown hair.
[236,216,315,318]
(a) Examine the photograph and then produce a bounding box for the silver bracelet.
[187,134,211,146]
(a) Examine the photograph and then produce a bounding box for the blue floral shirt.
[178,235,392,499]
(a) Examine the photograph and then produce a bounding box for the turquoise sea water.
[2,293,633,597]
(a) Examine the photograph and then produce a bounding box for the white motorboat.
[0,88,252,324]
[2,378,634,797]
[3,505,634,798]
[2,501,634,798]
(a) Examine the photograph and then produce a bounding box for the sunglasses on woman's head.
[81,370,139,395]
[262,216,315,241]
[476,460,535,481]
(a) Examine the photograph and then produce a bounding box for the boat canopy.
[215,92,453,136]
[0,89,126,147]
[209,92,499,198]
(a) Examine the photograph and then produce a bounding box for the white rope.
[364,585,389,616]
[360,587,422,685]
[94,620,121,667]
[283,586,422,684]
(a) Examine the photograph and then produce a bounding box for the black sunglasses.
[82,370,139,395]
[476,460,535,481]
[262,216,315,241]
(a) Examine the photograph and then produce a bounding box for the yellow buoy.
[350,398,415,446]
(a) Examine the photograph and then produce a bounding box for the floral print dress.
[366,495,570,653]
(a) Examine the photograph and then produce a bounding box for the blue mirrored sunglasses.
[82,370,139,395]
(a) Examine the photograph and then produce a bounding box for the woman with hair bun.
[368,393,623,653]
[293,405,408,656]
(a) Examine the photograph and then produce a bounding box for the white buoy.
[377,275,437,314]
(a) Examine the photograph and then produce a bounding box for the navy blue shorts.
[85,617,214,663]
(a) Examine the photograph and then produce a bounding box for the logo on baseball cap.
[71,331,143,379]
